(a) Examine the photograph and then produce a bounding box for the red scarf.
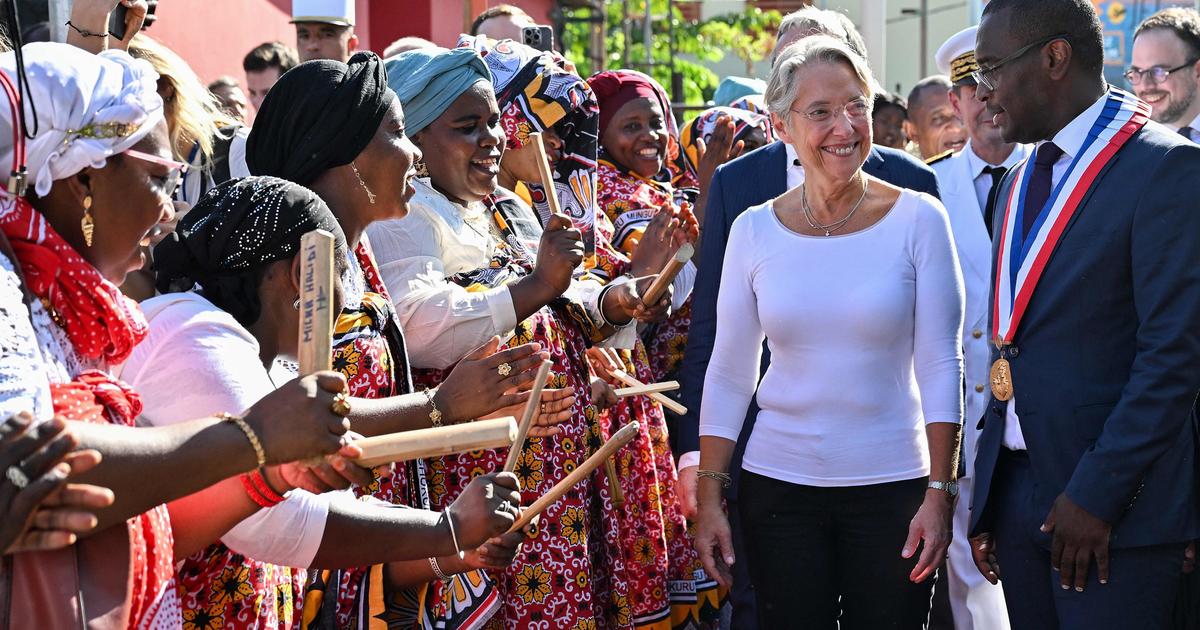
[0,196,148,364]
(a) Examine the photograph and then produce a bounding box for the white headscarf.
[0,42,164,197]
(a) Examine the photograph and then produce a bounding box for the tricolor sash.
[991,89,1149,347]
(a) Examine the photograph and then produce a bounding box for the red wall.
[147,0,553,87]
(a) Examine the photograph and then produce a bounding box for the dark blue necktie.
[1022,142,1064,238]
[981,165,1007,238]
[1180,126,1195,142]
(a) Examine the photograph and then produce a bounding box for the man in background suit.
[929,25,1027,630]
[969,1,1200,627]
[673,7,941,628]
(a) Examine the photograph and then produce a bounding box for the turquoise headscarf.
[384,46,492,135]
[713,76,766,107]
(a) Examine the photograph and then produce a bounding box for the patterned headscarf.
[154,176,346,326]
[457,34,600,252]
[729,93,769,116]
[680,106,774,174]
[246,52,395,186]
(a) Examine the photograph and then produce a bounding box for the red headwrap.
[588,70,662,137]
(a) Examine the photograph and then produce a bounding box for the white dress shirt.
[1002,91,1110,451]
[961,140,1029,213]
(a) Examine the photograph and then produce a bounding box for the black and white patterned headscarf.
[154,175,346,326]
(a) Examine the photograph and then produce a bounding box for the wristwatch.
[928,480,959,497]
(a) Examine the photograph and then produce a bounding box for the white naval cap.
[292,0,354,27]
[936,25,979,85]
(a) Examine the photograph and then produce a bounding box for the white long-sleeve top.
[699,189,965,487]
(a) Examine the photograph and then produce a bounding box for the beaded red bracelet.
[239,473,280,508]
[250,469,287,503]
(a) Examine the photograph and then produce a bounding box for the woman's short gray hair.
[765,35,876,117]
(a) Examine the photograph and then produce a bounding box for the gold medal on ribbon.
[990,357,1013,401]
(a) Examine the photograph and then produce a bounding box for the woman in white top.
[693,37,966,629]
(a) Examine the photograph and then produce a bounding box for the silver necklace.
[801,180,869,236]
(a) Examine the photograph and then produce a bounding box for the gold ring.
[330,392,352,416]
[497,362,512,377]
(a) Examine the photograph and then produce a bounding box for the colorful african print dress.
[302,243,501,630]
[595,160,693,383]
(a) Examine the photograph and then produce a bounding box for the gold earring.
[350,162,377,205]
[81,194,94,248]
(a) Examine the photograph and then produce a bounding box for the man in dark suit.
[674,114,940,630]
[966,1,1200,627]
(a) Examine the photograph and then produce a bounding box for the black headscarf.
[154,176,347,327]
[246,51,395,186]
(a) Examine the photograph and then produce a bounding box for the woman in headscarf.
[457,36,725,630]
[680,106,774,174]
[126,176,531,628]
[246,50,552,628]
[588,70,703,384]
[0,43,354,628]
[366,44,675,628]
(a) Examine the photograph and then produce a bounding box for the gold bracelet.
[697,469,732,489]
[428,556,451,582]
[219,412,266,468]
[424,388,443,427]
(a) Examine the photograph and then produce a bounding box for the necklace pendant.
[824,229,831,236]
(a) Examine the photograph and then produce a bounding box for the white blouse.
[115,292,330,567]
[699,189,965,487]
[366,179,622,369]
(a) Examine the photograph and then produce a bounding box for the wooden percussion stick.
[641,242,694,307]
[509,421,640,532]
[298,230,337,466]
[610,369,688,416]
[354,418,518,468]
[529,132,564,217]
[613,381,679,398]
[503,360,553,473]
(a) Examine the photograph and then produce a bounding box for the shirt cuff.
[678,450,700,470]
[489,285,518,334]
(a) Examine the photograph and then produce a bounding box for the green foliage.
[561,2,781,106]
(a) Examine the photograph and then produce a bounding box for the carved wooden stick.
[298,230,335,375]
[503,359,553,473]
[641,242,694,306]
[354,418,517,467]
[298,230,337,466]
[611,369,688,415]
[605,458,625,506]
[529,132,563,217]
[613,381,679,398]
[509,421,639,532]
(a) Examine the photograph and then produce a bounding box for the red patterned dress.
[302,243,502,630]
[595,161,693,383]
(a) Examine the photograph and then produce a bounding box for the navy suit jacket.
[969,122,1200,548]
[676,141,940,498]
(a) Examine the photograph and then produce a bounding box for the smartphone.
[522,25,554,52]
[108,4,129,40]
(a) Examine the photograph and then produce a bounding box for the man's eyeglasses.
[972,33,1070,91]
[123,148,187,196]
[1123,60,1199,85]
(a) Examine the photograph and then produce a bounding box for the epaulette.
[925,149,955,165]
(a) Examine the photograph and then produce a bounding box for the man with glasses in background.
[968,1,1200,628]
[1130,8,1200,142]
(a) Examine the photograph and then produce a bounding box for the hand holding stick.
[354,418,518,468]
[641,242,694,307]
[503,360,553,473]
[598,351,688,416]
[509,421,639,533]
